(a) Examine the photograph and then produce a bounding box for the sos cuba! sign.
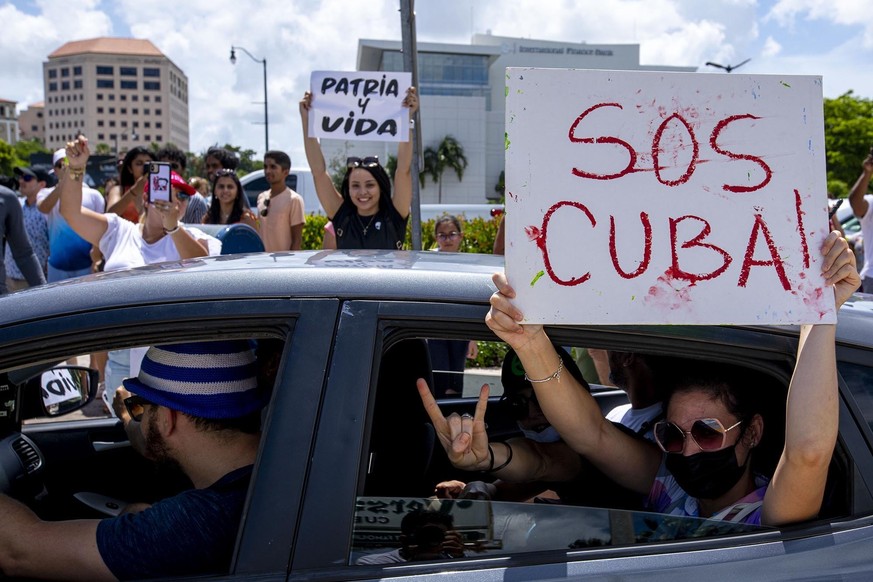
[505,68,832,325]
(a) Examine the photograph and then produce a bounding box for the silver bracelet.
[164,225,181,235]
[525,357,564,383]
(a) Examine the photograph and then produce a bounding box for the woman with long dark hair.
[203,170,258,228]
[299,87,418,250]
[106,146,153,223]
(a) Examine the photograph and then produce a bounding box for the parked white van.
[240,168,323,215]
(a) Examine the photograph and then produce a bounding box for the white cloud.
[762,35,782,57]
[2,0,871,166]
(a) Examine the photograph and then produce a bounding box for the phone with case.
[146,162,172,203]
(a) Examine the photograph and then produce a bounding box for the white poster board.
[505,68,832,325]
[308,71,411,142]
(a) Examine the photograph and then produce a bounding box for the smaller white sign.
[41,369,83,407]
[308,71,412,142]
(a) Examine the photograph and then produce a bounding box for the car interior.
[351,332,854,566]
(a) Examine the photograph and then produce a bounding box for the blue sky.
[3,0,872,162]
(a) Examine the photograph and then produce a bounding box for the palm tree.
[420,135,468,203]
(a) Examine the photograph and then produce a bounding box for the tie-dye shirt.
[646,457,769,525]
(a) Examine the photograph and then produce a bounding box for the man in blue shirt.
[0,340,265,580]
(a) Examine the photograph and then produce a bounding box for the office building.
[18,102,45,144]
[43,37,189,153]
[0,98,18,145]
[322,34,695,204]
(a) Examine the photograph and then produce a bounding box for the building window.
[74,80,83,89]
[61,68,70,77]
[155,135,163,142]
[96,65,114,75]
[155,108,162,115]
[121,80,137,90]
[120,66,137,76]
[97,120,104,127]
[109,108,115,114]
[73,66,82,75]
[120,94,127,101]
[144,121,151,128]
[121,121,128,127]
[144,135,151,141]
[155,96,162,102]
[156,122,162,128]
[143,67,160,77]
[133,121,139,128]
[144,81,160,91]
[97,94,103,100]
[97,79,114,89]
[144,108,150,115]
[98,133,105,140]
[143,96,150,102]
[109,121,116,127]
[97,107,104,114]
[108,94,115,101]
[132,108,138,114]
[48,69,57,79]
[132,95,138,102]
[121,108,127,114]
[49,82,57,91]
[61,81,70,90]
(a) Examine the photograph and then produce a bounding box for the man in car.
[0,340,265,580]
[847,151,873,293]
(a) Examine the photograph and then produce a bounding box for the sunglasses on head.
[347,156,380,168]
[214,169,236,178]
[654,418,743,454]
[124,394,154,422]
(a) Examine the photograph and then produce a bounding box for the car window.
[353,337,788,567]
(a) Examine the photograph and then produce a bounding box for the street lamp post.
[113,131,139,157]
[230,46,269,153]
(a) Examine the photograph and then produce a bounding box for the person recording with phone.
[57,136,222,398]
[847,147,873,293]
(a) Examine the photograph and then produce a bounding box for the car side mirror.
[34,366,98,417]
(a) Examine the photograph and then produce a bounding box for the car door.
[1,296,339,579]
[287,305,873,580]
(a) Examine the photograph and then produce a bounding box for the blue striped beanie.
[123,341,263,419]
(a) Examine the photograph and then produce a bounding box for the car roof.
[0,251,504,326]
[2,250,871,349]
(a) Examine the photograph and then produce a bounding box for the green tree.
[94,143,112,156]
[0,140,24,176]
[824,91,873,193]
[222,144,263,175]
[13,138,49,164]
[420,135,468,203]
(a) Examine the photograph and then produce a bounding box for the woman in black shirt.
[299,87,418,250]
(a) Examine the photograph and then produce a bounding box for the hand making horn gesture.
[417,380,491,471]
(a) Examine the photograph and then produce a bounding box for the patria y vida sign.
[308,71,412,142]
[505,68,832,325]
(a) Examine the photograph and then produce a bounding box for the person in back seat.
[439,232,858,526]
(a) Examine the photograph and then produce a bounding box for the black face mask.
[665,443,748,500]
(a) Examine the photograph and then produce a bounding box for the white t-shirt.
[858,194,873,279]
[99,213,221,272]
[606,401,663,439]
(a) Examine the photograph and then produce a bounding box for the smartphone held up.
[146,162,172,204]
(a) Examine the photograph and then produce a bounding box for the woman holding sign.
[299,87,418,250]
[418,232,860,526]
